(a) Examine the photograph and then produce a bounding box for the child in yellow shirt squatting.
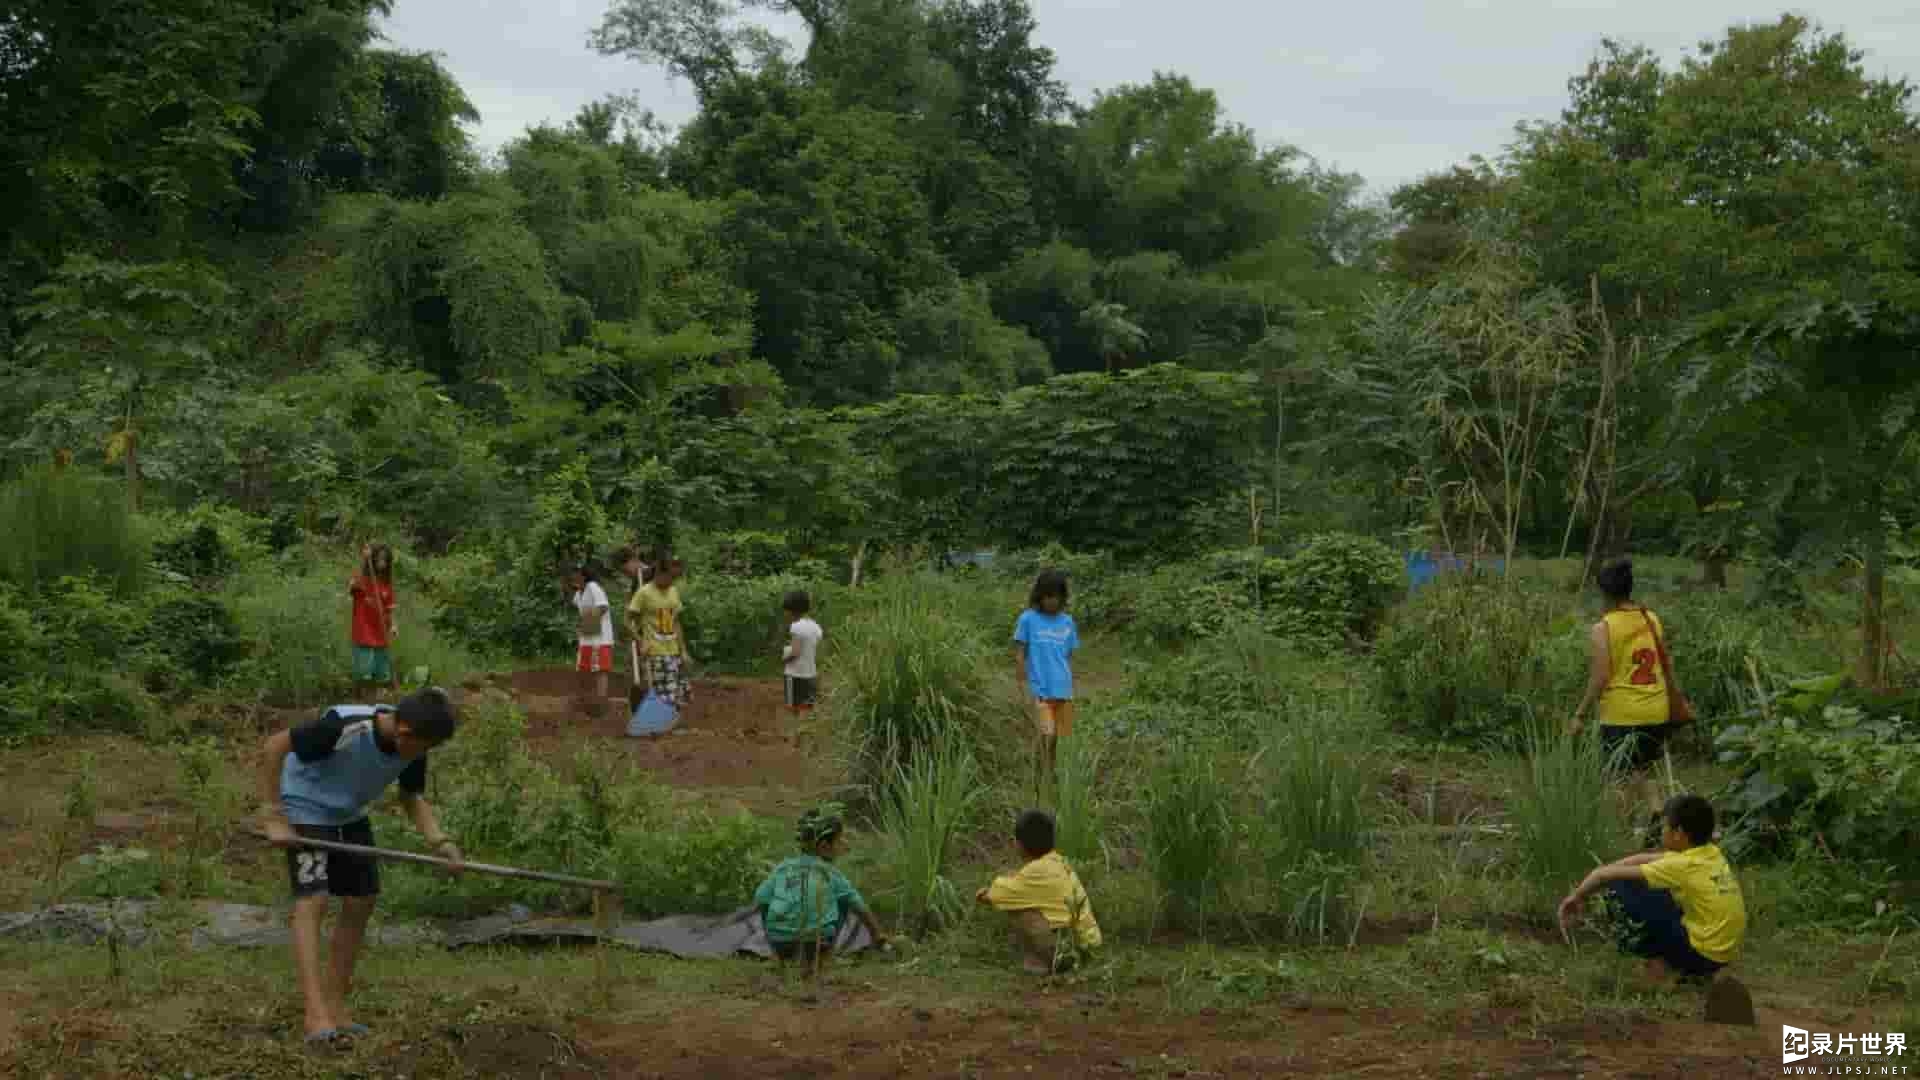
[1557,793,1755,1025]
[975,809,1102,974]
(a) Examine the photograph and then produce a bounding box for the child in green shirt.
[754,805,887,978]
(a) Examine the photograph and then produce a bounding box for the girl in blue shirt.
[1013,569,1079,787]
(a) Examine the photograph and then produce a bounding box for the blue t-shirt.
[1013,609,1078,701]
[279,705,429,827]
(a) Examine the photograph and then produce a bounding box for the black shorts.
[784,676,817,709]
[1601,723,1675,773]
[287,819,379,899]
[1604,879,1723,979]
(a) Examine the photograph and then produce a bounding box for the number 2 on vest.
[1629,647,1660,686]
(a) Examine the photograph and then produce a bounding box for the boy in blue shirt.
[753,805,887,978]
[1013,569,1079,787]
[256,688,461,1044]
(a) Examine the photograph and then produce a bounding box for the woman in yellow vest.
[1569,559,1686,828]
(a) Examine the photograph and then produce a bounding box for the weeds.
[43,751,100,902]
[1252,704,1372,940]
[1511,720,1631,906]
[1053,728,1107,879]
[174,735,238,896]
[876,730,981,937]
[833,580,1006,794]
[1144,738,1238,935]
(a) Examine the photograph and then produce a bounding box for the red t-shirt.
[350,576,394,647]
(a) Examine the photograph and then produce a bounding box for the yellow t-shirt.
[626,584,684,658]
[985,852,1102,948]
[1599,607,1669,727]
[1642,843,1746,963]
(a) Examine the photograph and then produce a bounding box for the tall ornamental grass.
[1510,720,1633,906]
[875,730,981,937]
[1144,737,1238,934]
[832,581,1012,794]
[1052,727,1107,880]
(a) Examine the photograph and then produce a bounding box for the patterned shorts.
[648,655,690,707]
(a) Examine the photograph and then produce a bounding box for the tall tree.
[1521,16,1920,682]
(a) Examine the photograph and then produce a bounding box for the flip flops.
[304,1023,370,1046]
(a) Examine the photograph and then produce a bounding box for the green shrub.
[1509,722,1632,906]
[1129,534,1402,649]
[387,702,783,920]
[4,577,162,733]
[226,565,351,706]
[876,732,981,936]
[138,590,245,691]
[429,459,619,661]
[67,845,167,900]
[148,503,272,583]
[0,467,147,595]
[1375,578,1586,744]
[614,810,784,917]
[1144,738,1239,934]
[1655,593,1792,730]
[681,571,832,672]
[1133,567,1248,645]
[703,530,802,577]
[1262,533,1404,643]
[1714,674,1920,872]
[832,580,1011,794]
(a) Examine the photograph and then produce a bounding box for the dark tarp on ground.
[2,902,876,958]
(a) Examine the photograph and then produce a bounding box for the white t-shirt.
[783,617,822,678]
[574,582,613,646]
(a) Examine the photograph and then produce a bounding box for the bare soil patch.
[580,997,1775,1079]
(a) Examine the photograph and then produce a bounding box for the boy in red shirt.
[349,543,398,696]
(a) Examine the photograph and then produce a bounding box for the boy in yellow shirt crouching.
[975,809,1101,974]
[1557,793,1755,1024]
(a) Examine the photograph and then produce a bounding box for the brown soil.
[513,671,828,809]
[388,1022,606,1079]
[579,997,1777,1079]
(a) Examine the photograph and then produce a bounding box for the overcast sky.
[379,1,1920,196]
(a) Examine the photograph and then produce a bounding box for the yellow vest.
[1599,607,1668,727]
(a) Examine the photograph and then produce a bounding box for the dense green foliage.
[1715,675,1920,874]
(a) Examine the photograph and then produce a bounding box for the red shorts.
[576,644,614,673]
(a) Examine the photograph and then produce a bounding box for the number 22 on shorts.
[296,851,329,885]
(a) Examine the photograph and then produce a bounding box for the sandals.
[304,1023,371,1046]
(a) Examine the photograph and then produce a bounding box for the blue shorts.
[1604,879,1723,978]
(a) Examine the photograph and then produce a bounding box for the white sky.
[379,1,1920,195]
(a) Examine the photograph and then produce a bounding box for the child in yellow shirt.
[975,809,1101,974]
[1557,793,1754,1024]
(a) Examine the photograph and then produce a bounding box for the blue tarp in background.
[1405,551,1506,593]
